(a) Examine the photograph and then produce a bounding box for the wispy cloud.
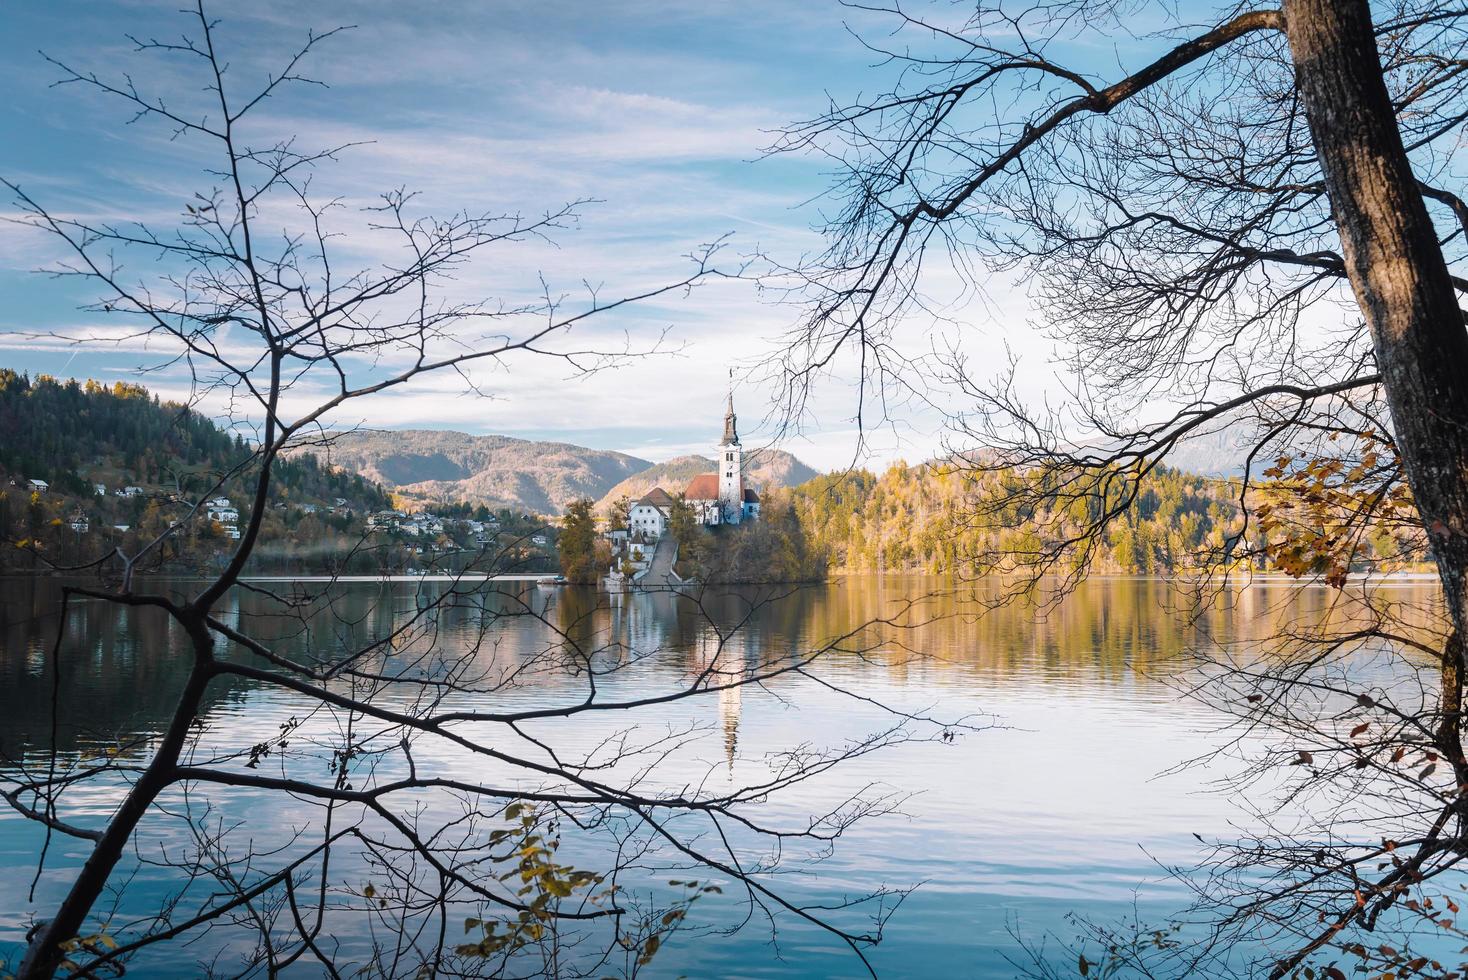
[0,0,995,472]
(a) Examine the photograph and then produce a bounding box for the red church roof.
[684,474,760,505]
[684,474,719,500]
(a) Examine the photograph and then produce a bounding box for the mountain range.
[593,450,819,512]
[313,429,819,515]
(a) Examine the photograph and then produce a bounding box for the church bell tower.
[717,392,743,524]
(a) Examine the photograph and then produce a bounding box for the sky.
[0,0,1069,471]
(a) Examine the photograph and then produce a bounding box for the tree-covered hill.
[0,372,485,575]
[789,459,1423,577]
[0,370,388,508]
[2,371,234,496]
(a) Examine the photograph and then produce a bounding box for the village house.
[27,478,48,494]
[629,487,674,539]
[406,513,442,536]
[207,506,239,525]
[367,510,402,531]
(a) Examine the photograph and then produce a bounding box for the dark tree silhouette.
[776,0,1468,974]
[1,6,965,977]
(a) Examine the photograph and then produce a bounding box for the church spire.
[716,376,746,524]
[722,389,739,445]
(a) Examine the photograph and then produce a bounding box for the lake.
[0,575,1440,977]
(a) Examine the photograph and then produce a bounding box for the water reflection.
[0,574,1443,977]
[1,575,1428,761]
[0,579,256,752]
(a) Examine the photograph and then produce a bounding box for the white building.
[93,483,107,496]
[683,395,759,525]
[367,511,402,531]
[27,479,48,494]
[208,507,239,524]
[629,487,674,539]
[622,397,762,537]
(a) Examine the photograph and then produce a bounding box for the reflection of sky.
[2,576,1454,976]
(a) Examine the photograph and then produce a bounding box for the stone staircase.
[634,533,680,588]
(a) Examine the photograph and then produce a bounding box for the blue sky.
[0,0,1052,469]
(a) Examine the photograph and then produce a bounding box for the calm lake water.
[0,575,1440,977]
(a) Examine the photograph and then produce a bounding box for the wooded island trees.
[557,498,603,583]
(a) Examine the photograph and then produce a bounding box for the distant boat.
[537,575,567,589]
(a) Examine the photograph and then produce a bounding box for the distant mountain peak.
[310,429,820,516]
[594,448,818,513]
[310,429,652,515]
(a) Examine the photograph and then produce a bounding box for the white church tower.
[717,392,744,524]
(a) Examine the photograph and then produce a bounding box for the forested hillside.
[2,371,237,496]
[0,371,387,507]
[790,460,1424,576]
[0,373,560,575]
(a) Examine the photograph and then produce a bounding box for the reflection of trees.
[547,577,1447,699]
[10,568,1437,975]
[9,577,1430,766]
[0,580,253,753]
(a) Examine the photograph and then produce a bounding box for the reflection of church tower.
[695,626,743,776]
[717,392,744,525]
[719,682,741,776]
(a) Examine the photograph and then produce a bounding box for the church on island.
[627,395,760,539]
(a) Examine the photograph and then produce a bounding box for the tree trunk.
[1282,0,1468,670]
[18,652,212,979]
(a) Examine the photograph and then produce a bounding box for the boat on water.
[536,575,568,589]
